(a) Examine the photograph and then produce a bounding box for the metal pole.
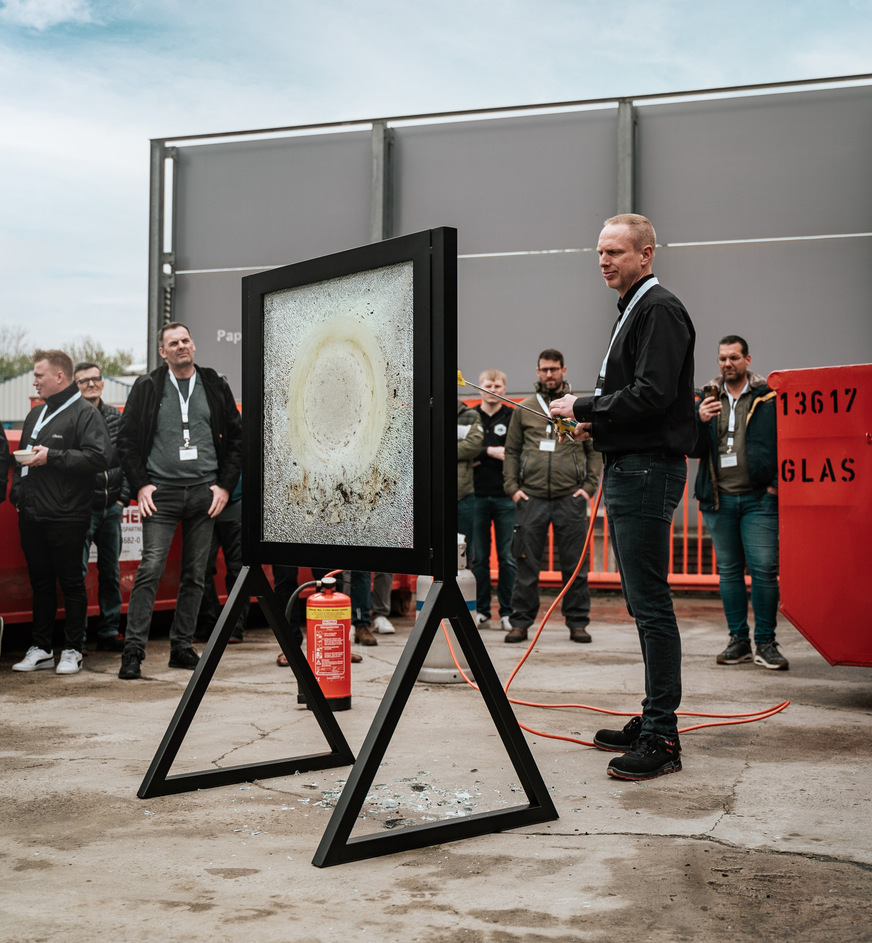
[616,100,637,215]
[370,120,393,242]
[146,140,165,371]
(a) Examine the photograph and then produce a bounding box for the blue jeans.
[125,483,215,653]
[702,492,779,644]
[471,495,517,617]
[83,503,124,639]
[604,453,686,739]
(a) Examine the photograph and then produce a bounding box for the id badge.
[539,439,556,452]
[180,446,199,461]
[720,453,738,468]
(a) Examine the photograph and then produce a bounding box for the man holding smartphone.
[693,335,786,670]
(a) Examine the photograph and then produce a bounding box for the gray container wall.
[167,85,872,399]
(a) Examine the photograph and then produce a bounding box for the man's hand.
[138,484,158,518]
[549,394,577,419]
[512,489,529,504]
[487,445,505,461]
[25,445,49,467]
[556,421,591,444]
[208,485,230,518]
[573,488,590,500]
[699,396,722,423]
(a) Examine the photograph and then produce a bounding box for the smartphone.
[702,384,718,400]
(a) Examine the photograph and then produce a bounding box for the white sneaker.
[56,649,83,675]
[373,615,396,634]
[12,646,55,672]
[473,611,491,628]
[500,616,512,631]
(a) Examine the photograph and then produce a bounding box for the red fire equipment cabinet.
[768,364,872,666]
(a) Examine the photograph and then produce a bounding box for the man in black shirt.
[470,369,517,631]
[551,214,696,781]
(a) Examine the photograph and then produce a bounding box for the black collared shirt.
[573,275,697,455]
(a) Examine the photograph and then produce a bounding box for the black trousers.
[19,516,90,653]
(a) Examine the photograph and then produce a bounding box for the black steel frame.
[240,229,438,575]
[312,577,558,866]
[137,564,354,798]
[139,226,559,864]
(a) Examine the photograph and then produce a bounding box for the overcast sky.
[2,0,871,361]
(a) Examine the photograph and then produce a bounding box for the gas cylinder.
[304,577,351,711]
[416,535,476,684]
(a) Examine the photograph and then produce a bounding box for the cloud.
[0,0,94,30]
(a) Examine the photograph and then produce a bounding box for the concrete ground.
[1,592,870,943]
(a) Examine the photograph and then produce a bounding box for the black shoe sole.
[607,757,682,781]
[716,655,753,664]
[118,669,141,680]
[593,737,635,753]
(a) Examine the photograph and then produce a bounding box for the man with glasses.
[502,349,602,644]
[75,363,130,653]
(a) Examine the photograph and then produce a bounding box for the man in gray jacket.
[503,349,602,644]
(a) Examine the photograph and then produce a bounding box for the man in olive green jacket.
[503,349,602,643]
[457,400,484,563]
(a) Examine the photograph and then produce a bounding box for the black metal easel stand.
[312,577,558,867]
[137,564,355,799]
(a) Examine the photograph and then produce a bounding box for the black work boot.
[118,645,144,680]
[593,716,643,752]
[606,733,682,781]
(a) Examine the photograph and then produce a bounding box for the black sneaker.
[118,648,143,680]
[607,734,682,781]
[593,715,643,752]
[716,636,752,665]
[754,640,789,670]
[168,647,200,670]
[97,634,127,652]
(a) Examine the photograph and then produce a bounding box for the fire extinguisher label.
[307,606,352,621]
[311,619,348,680]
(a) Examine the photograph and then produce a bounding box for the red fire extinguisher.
[304,576,352,711]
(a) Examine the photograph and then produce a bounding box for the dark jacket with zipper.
[571,275,697,456]
[117,364,242,496]
[92,399,130,510]
[503,380,602,500]
[690,370,778,511]
[10,382,113,523]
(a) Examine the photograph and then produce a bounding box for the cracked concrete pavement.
[1,593,870,942]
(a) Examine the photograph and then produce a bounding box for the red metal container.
[768,364,872,666]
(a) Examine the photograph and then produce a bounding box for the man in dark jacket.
[471,368,517,631]
[116,323,242,680]
[550,214,696,781]
[693,335,786,670]
[10,350,112,674]
[75,362,130,653]
[503,349,602,644]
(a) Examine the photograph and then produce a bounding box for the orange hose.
[440,481,790,745]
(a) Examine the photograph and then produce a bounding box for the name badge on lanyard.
[21,391,82,476]
[594,277,659,396]
[169,372,199,461]
[720,383,747,469]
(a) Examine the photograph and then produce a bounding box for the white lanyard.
[724,381,749,453]
[595,277,659,396]
[536,393,556,436]
[22,390,82,476]
[168,371,197,447]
